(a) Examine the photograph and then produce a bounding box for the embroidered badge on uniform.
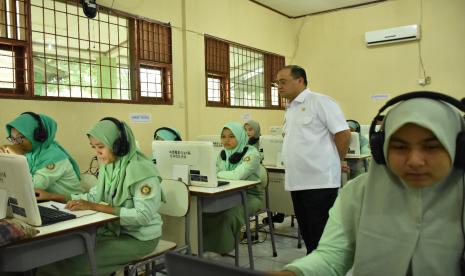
[46,164,55,170]
[141,185,151,195]
[244,156,251,162]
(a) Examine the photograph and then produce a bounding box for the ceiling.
[251,0,386,18]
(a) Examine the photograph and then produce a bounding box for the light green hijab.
[6,113,80,179]
[341,98,465,275]
[221,122,248,170]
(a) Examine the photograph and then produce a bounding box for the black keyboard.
[38,205,77,225]
[218,180,229,186]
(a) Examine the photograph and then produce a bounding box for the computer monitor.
[260,135,283,167]
[195,135,223,155]
[165,252,266,276]
[152,141,220,188]
[347,132,361,157]
[0,153,42,226]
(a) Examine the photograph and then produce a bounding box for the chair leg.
[291,215,295,227]
[266,209,278,257]
[254,215,259,240]
[297,227,302,249]
[234,233,240,266]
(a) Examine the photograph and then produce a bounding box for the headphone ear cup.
[370,131,386,164]
[454,131,465,169]
[34,127,47,142]
[220,150,226,161]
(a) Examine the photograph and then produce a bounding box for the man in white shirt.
[277,65,351,254]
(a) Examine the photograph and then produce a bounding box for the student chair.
[234,165,278,267]
[253,165,277,256]
[123,179,191,276]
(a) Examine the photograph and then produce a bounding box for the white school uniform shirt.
[282,89,349,191]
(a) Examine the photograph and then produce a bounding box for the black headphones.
[21,112,47,142]
[220,146,249,164]
[347,119,361,133]
[154,127,182,141]
[248,137,259,146]
[100,117,130,157]
[369,91,465,169]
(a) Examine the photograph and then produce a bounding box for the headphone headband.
[369,91,465,168]
[154,127,182,141]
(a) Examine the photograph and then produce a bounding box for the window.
[136,20,172,104]
[31,0,130,99]
[0,0,28,95]
[205,36,285,109]
[0,0,173,104]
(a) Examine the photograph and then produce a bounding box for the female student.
[153,127,182,164]
[244,120,261,149]
[203,122,264,254]
[0,112,82,202]
[271,92,465,276]
[37,117,163,275]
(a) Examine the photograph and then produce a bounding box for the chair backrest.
[79,173,98,192]
[258,165,268,189]
[159,179,190,217]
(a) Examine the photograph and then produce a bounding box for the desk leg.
[240,191,254,270]
[77,230,98,276]
[197,196,204,257]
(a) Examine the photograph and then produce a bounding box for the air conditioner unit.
[365,24,420,46]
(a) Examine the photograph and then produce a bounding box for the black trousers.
[291,188,338,254]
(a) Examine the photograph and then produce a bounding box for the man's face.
[276,68,304,101]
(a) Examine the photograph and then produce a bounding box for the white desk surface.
[30,202,118,239]
[188,179,260,195]
[344,154,371,159]
[264,165,285,171]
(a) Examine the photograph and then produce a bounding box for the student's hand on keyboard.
[66,199,96,211]
[0,144,25,155]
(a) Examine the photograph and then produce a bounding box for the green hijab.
[6,113,80,179]
[244,120,261,138]
[88,119,160,235]
[221,122,248,170]
[341,98,465,275]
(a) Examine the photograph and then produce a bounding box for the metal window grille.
[30,0,130,99]
[205,36,285,109]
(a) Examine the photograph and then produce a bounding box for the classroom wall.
[291,0,465,124]
[0,0,294,169]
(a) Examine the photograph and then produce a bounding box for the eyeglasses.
[271,78,297,88]
[6,135,26,144]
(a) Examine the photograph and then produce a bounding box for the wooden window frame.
[0,0,174,105]
[205,35,285,109]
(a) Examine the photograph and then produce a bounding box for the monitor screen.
[260,135,283,167]
[195,135,223,155]
[152,141,219,188]
[0,153,42,226]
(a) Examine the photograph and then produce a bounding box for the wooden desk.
[162,180,259,269]
[0,208,118,275]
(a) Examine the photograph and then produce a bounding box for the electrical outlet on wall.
[418,76,431,86]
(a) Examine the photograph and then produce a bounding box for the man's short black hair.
[282,65,308,86]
